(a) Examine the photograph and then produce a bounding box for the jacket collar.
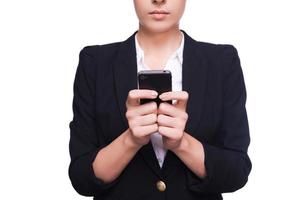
[112,30,208,179]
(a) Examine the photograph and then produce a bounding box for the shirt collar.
[135,31,185,65]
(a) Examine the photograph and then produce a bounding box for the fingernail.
[159,94,165,100]
[152,91,158,96]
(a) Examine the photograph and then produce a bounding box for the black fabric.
[68,30,251,200]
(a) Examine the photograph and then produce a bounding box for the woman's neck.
[136,26,183,56]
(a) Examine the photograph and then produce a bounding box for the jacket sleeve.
[68,47,119,196]
[186,45,252,194]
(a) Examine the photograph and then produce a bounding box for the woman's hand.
[125,89,159,147]
[157,91,189,151]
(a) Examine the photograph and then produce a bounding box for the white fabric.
[135,31,184,168]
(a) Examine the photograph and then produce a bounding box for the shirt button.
[156,180,166,192]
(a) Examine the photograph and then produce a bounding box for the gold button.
[156,180,166,192]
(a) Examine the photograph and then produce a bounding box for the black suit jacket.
[68,30,251,200]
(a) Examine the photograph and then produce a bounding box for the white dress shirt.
[135,31,184,168]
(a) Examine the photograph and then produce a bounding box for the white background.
[0,0,299,199]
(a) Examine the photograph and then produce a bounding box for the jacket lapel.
[112,31,164,178]
[181,30,207,136]
[161,30,208,176]
[112,31,138,129]
[112,30,208,179]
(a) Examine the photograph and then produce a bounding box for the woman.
[68,0,252,199]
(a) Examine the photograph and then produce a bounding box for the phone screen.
[137,70,172,105]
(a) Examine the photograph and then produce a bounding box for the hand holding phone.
[125,89,159,147]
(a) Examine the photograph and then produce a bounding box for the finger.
[158,126,182,140]
[133,124,158,137]
[137,101,158,116]
[126,101,157,118]
[159,91,189,109]
[158,102,186,119]
[158,102,178,117]
[127,89,158,106]
[157,114,176,128]
[133,113,157,126]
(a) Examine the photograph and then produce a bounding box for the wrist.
[123,129,142,150]
[172,132,189,154]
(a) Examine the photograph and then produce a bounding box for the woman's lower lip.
[150,13,169,20]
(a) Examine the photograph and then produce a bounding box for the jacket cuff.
[89,147,120,190]
[69,146,120,196]
[185,142,214,193]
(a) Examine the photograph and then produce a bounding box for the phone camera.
[140,75,147,80]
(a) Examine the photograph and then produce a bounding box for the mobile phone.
[137,70,172,105]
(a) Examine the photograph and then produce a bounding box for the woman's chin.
[140,23,179,34]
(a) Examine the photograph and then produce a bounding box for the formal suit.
[68,30,252,200]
